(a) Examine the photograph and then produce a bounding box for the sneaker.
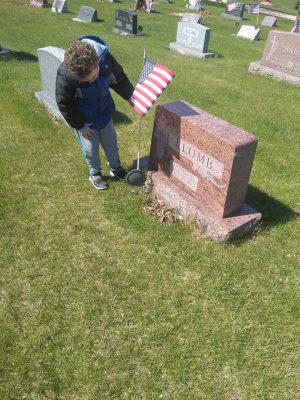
[89,173,108,190]
[110,166,127,181]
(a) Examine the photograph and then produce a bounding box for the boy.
[55,35,134,190]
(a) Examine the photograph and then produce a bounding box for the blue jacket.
[56,35,134,130]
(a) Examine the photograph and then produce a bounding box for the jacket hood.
[79,35,109,68]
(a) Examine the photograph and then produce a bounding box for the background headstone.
[148,100,261,241]
[169,22,214,58]
[221,1,244,21]
[52,0,67,13]
[74,6,97,22]
[30,0,49,7]
[249,30,300,86]
[261,16,277,27]
[35,46,66,122]
[237,25,260,41]
[181,13,201,23]
[114,9,143,35]
[185,0,202,11]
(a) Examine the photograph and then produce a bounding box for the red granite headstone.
[148,100,261,241]
[249,31,300,86]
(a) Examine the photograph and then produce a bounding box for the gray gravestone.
[52,0,67,13]
[114,9,143,35]
[181,13,201,24]
[237,25,260,41]
[222,1,244,21]
[74,6,97,22]
[185,0,201,11]
[169,22,214,58]
[35,46,66,121]
[30,0,49,7]
[261,16,277,27]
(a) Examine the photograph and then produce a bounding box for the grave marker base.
[249,61,300,86]
[113,27,143,35]
[150,172,261,241]
[169,42,214,58]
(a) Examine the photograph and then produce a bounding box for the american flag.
[292,19,300,33]
[248,4,260,14]
[227,2,236,12]
[130,59,175,117]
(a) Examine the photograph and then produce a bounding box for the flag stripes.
[130,59,175,117]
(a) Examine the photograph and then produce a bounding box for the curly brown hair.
[64,41,99,79]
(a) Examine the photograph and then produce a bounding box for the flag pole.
[256,9,259,28]
[137,49,146,171]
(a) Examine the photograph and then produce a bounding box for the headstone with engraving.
[0,44,10,57]
[52,0,67,13]
[261,16,277,27]
[73,6,97,22]
[249,30,300,86]
[114,9,143,35]
[30,0,49,7]
[237,25,260,41]
[169,22,214,58]
[35,46,66,122]
[221,1,245,21]
[148,100,261,241]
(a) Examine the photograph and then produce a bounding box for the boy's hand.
[79,123,93,138]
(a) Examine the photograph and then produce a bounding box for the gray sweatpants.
[76,119,120,175]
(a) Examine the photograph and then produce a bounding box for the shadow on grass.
[113,109,132,125]
[10,51,38,61]
[246,185,299,228]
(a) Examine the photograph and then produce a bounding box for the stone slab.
[0,46,10,57]
[114,9,143,35]
[237,25,260,41]
[35,46,67,122]
[222,2,245,21]
[148,100,258,218]
[249,61,300,86]
[30,0,49,7]
[261,15,277,27]
[169,42,214,58]
[150,172,261,241]
[249,30,300,83]
[74,6,97,22]
[52,0,67,13]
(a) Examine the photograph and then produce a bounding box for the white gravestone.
[35,46,66,122]
[237,25,260,41]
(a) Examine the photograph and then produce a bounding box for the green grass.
[0,0,299,399]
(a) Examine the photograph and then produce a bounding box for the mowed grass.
[0,0,299,399]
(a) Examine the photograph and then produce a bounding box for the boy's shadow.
[113,110,132,125]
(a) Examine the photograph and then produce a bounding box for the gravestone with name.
[30,0,49,7]
[148,100,261,241]
[261,16,277,27]
[221,1,245,21]
[35,46,66,122]
[249,30,300,86]
[52,0,67,13]
[237,25,260,41]
[169,22,214,58]
[73,6,97,22]
[114,9,143,35]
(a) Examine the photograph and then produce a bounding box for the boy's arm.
[107,53,134,100]
[55,66,85,130]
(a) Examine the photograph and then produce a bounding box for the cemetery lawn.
[262,0,299,15]
[0,0,299,399]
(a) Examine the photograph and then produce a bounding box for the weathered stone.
[148,100,261,241]
[249,30,300,86]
